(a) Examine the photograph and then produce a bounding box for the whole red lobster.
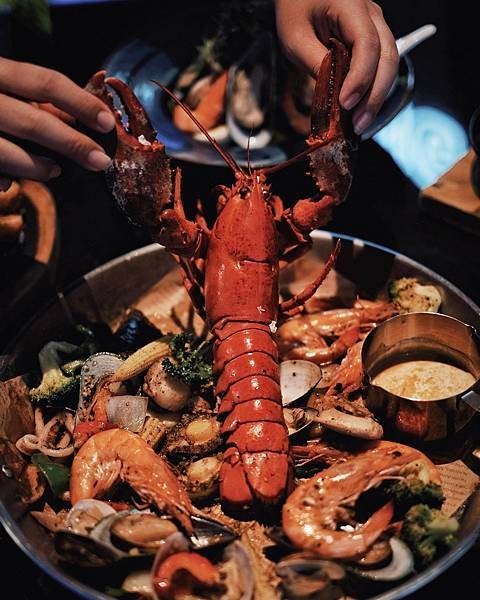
[87,38,356,513]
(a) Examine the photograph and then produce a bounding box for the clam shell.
[65,499,116,535]
[280,360,322,406]
[77,352,123,419]
[222,541,255,600]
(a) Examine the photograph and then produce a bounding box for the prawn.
[283,325,360,365]
[277,300,394,345]
[282,440,440,559]
[70,429,194,533]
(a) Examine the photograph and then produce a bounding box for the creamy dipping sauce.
[371,360,475,401]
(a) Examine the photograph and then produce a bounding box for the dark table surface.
[2,1,480,598]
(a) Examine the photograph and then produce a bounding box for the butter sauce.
[371,360,475,401]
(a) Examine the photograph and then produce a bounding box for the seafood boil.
[1,38,469,600]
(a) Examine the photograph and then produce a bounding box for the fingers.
[0,57,115,133]
[0,136,62,181]
[0,93,112,172]
[351,4,399,134]
[274,0,330,76]
[274,0,399,136]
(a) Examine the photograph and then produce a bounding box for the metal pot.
[363,312,480,442]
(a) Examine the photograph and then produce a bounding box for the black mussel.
[115,309,162,350]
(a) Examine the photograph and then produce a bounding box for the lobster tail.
[215,322,292,511]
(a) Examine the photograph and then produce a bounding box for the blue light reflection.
[373,104,469,189]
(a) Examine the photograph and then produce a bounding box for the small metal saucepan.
[362,312,480,442]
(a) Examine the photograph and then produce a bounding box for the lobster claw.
[86,71,173,237]
[308,38,358,207]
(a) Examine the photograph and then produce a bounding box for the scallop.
[143,359,191,412]
[165,414,221,458]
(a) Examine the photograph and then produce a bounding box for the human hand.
[0,58,116,191]
[274,0,399,135]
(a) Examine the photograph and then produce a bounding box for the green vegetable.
[383,478,444,514]
[162,332,213,389]
[389,277,442,314]
[30,340,80,406]
[31,453,69,497]
[401,504,458,568]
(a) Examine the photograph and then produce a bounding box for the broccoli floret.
[389,277,442,314]
[30,341,80,406]
[401,504,458,568]
[162,332,213,390]
[384,478,444,513]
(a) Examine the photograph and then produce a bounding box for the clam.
[65,499,116,535]
[218,540,255,600]
[107,395,149,432]
[226,33,275,150]
[280,360,322,406]
[165,413,221,459]
[284,407,319,438]
[314,408,384,440]
[275,553,346,599]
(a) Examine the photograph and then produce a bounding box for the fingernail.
[96,110,116,133]
[0,176,12,192]
[342,92,361,111]
[48,164,62,179]
[353,111,373,135]
[88,149,112,171]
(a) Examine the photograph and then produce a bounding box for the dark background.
[1,0,480,598]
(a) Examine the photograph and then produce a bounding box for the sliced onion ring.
[107,396,148,432]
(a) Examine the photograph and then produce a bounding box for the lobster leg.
[277,39,357,264]
[279,240,341,319]
[87,72,205,258]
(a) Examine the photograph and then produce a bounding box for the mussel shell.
[350,537,414,582]
[55,529,126,567]
[280,360,322,406]
[115,309,161,350]
[190,513,237,550]
[110,513,179,551]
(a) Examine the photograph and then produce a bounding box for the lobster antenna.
[263,136,340,176]
[246,129,253,176]
[153,80,243,175]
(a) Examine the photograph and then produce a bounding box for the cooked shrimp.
[70,429,194,533]
[284,325,360,365]
[283,441,439,559]
[277,300,394,345]
[325,340,364,397]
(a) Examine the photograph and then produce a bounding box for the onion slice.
[107,396,148,432]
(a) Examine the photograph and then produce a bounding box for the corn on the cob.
[140,416,167,449]
[110,339,170,382]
